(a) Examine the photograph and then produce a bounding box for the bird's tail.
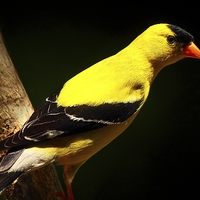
[0,171,23,194]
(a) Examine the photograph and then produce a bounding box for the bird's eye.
[167,35,176,44]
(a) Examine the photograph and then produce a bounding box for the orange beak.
[183,42,200,59]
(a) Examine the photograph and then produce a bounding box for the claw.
[52,191,68,200]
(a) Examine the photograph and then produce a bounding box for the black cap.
[168,24,194,47]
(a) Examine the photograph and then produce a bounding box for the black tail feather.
[0,171,22,194]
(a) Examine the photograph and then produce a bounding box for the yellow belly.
[55,113,137,166]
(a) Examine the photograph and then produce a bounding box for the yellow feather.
[57,24,183,107]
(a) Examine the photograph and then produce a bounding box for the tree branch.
[0,33,64,200]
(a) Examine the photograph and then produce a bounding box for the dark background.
[0,1,200,200]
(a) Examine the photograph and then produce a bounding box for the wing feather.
[0,88,143,151]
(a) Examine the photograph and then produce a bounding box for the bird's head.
[133,23,200,69]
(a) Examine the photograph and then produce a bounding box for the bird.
[0,23,200,200]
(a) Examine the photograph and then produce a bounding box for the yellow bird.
[0,23,200,200]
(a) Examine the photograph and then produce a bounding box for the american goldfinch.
[0,23,200,200]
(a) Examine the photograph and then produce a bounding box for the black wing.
[0,88,143,151]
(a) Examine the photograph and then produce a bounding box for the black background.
[0,1,200,200]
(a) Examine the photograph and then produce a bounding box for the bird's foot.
[52,191,69,200]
